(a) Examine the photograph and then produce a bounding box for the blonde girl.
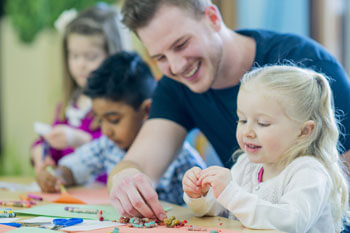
[183,65,349,233]
[31,4,125,179]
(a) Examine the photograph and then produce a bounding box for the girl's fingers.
[201,175,215,188]
[183,182,200,193]
[198,170,216,185]
[183,183,202,198]
[188,173,200,187]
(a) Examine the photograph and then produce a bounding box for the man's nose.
[168,54,186,76]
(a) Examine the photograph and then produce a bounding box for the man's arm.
[108,118,187,219]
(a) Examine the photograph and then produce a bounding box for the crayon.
[28,194,43,201]
[0,209,13,214]
[20,195,30,201]
[0,201,31,208]
[0,212,16,218]
[64,206,98,214]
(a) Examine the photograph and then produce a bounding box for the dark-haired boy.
[36,51,205,206]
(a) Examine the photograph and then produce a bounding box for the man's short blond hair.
[122,0,212,33]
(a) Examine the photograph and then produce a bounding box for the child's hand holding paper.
[34,121,52,136]
[44,125,91,149]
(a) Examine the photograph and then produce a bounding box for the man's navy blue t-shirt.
[149,29,350,168]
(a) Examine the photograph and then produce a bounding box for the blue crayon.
[0,212,16,218]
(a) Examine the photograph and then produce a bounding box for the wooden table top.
[0,176,281,233]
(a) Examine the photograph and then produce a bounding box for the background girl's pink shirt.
[32,103,102,164]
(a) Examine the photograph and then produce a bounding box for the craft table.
[0,176,282,233]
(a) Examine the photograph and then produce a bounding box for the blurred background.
[0,0,349,176]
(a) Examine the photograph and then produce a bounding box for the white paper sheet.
[0,182,40,192]
[0,218,20,223]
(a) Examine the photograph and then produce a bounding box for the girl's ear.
[299,120,315,138]
[140,99,152,120]
[204,5,221,31]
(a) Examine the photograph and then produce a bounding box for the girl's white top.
[184,154,335,233]
[65,98,92,127]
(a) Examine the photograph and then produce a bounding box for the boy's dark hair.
[84,51,156,110]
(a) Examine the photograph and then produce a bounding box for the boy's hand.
[182,166,206,198]
[109,168,166,220]
[35,168,65,193]
[199,166,232,198]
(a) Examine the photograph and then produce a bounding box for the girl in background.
[31,4,125,180]
[183,66,349,233]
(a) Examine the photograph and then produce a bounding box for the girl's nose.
[244,125,256,138]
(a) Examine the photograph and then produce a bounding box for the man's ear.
[299,120,315,139]
[140,99,152,120]
[204,5,221,31]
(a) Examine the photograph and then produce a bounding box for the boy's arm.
[108,118,187,220]
[58,136,107,185]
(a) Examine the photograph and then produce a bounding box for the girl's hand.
[31,145,55,174]
[35,168,65,193]
[44,125,91,149]
[44,125,70,149]
[199,166,232,198]
[183,166,206,198]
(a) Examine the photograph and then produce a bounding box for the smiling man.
[108,0,350,221]
[35,52,205,207]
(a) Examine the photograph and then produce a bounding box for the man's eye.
[157,56,166,62]
[175,40,188,51]
[237,120,247,124]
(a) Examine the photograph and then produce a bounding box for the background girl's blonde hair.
[240,65,349,232]
[60,4,124,121]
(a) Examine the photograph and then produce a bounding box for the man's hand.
[109,168,167,220]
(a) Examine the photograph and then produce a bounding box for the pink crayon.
[28,194,43,201]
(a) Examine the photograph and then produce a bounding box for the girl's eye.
[258,122,270,127]
[86,54,99,61]
[237,120,247,124]
[69,53,78,59]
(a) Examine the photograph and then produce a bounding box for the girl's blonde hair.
[240,65,349,232]
[60,4,124,121]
